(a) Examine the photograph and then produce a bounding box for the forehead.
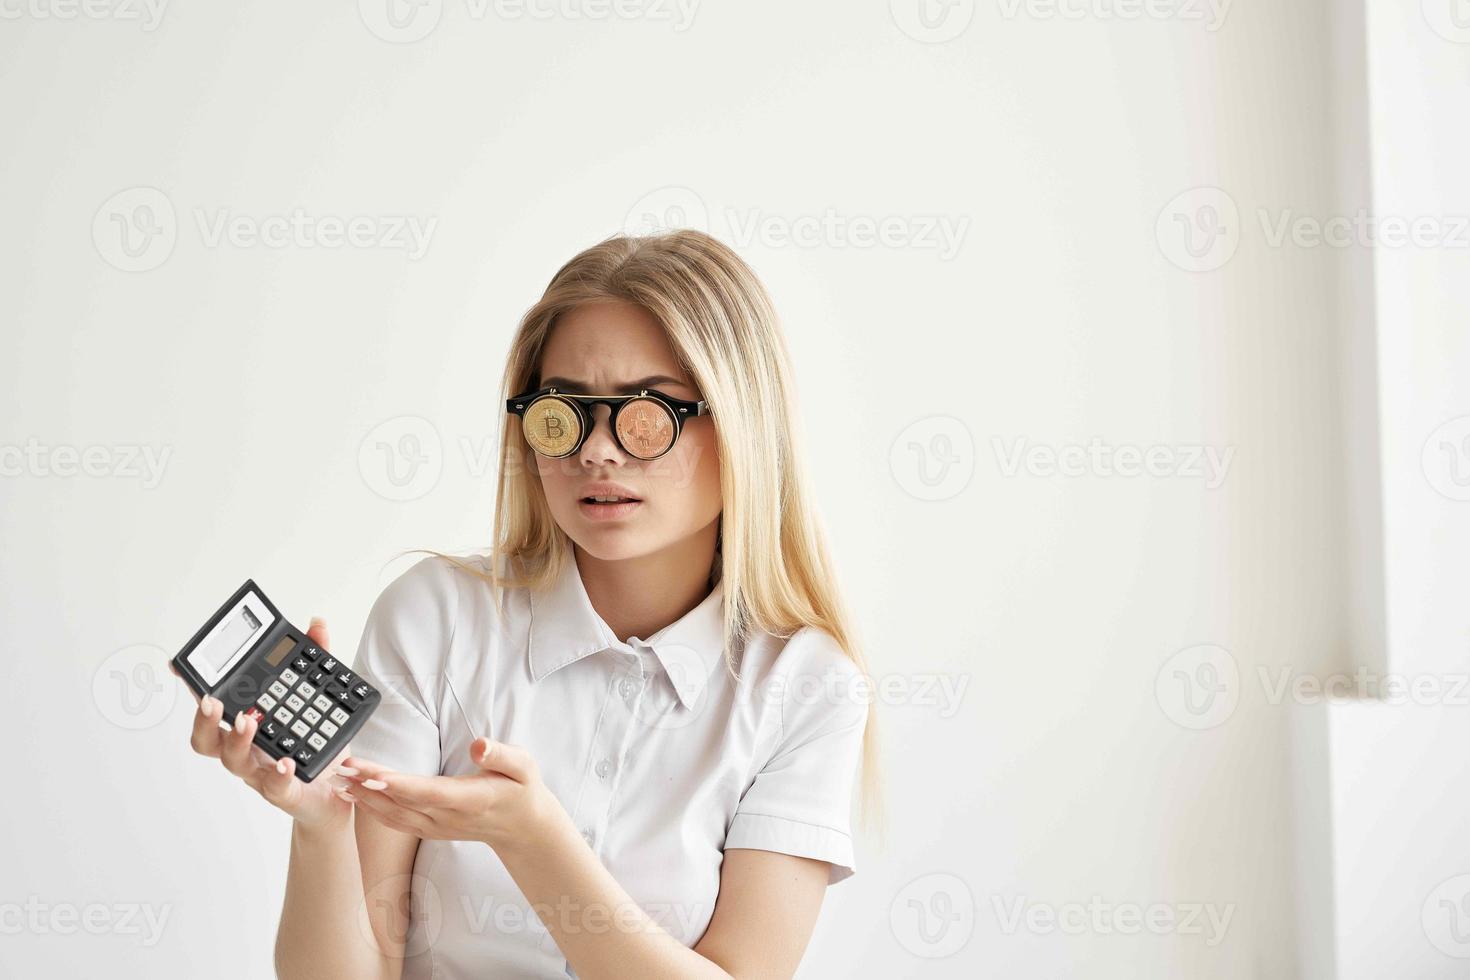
[538,301,688,384]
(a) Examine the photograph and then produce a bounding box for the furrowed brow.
[540,374,688,392]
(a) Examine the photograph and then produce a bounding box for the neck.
[574,519,721,644]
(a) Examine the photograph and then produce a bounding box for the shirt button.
[595,758,612,780]
[618,678,637,700]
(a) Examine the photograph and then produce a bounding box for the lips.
[577,498,642,521]
[577,482,643,504]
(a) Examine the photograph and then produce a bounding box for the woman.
[179,229,876,978]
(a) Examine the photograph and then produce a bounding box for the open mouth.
[577,496,643,520]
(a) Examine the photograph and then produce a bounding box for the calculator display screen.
[188,591,276,686]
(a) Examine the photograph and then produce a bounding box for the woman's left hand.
[336,738,571,854]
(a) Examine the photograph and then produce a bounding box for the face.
[528,300,722,562]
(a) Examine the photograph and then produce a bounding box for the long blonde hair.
[431,229,879,815]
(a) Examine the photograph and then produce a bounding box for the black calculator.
[172,580,381,782]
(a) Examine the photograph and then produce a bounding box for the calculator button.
[332,687,354,707]
[301,644,321,662]
[293,747,317,767]
[291,655,311,673]
[290,719,311,738]
[268,680,289,699]
[258,720,281,742]
[313,694,332,713]
[302,707,321,726]
[273,706,294,726]
[320,656,339,673]
[257,693,277,712]
[280,669,299,686]
[277,733,299,753]
[307,668,327,686]
[307,732,327,751]
[318,719,338,739]
[336,671,353,687]
[329,707,350,726]
[352,683,372,701]
[285,693,306,712]
[295,682,316,700]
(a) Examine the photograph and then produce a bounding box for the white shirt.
[348,552,868,979]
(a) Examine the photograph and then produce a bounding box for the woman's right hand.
[173,617,352,831]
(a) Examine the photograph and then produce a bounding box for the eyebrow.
[539,374,690,392]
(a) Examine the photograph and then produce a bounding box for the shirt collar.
[527,551,726,709]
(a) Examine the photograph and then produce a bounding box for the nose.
[578,404,626,466]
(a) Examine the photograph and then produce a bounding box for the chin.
[565,528,655,562]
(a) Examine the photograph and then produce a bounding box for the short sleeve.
[346,556,458,776]
[724,632,870,885]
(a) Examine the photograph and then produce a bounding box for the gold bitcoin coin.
[522,395,582,457]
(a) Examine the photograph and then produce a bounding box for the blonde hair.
[427,229,879,818]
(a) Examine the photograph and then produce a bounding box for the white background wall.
[0,1,1462,977]
[1321,1,1470,977]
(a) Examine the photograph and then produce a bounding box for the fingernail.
[362,778,387,791]
[202,695,217,716]
[276,758,288,775]
[234,712,246,732]
[335,787,356,801]
[334,766,359,776]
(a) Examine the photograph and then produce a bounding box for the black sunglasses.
[506,386,712,460]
